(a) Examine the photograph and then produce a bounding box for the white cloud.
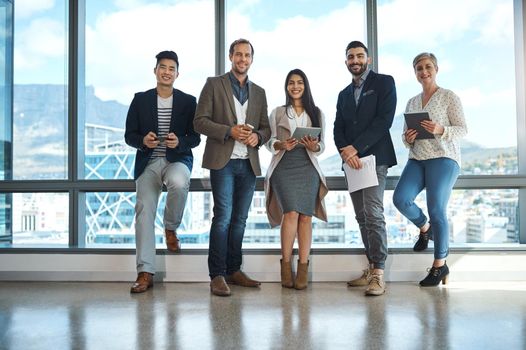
[455,87,516,147]
[377,0,505,47]
[457,87,484,108]
[476,2,514,43]
[82,0,515,151]
[86,1,215,104]
[14,0,55,19]
[14,18,65,69]
[457,87,513,109]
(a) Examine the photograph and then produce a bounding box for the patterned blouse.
[403,87,467,165]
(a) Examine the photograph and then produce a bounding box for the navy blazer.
[333,70,397,167]
[124,88,200,180]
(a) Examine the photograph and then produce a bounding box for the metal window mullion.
[515,0,526,243]
[68,0,87,247]
[215,0,225,75]
[366,0,378,71]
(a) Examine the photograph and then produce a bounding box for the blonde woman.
[393,53,467,286]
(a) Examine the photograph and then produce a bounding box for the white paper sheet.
[342,155,379,193]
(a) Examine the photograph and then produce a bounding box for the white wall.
[1,252,525,282]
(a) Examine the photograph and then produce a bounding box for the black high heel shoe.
[419,262,449,287]
[413,227,431,251]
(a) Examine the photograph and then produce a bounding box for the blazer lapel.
[148,89,159,133]
[344,85,357,113]
[356,71,375,110]
[246,81,257,125]
[170,89,183,131]
[220,74,237,122]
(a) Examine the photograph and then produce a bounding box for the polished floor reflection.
[0,281,525,349]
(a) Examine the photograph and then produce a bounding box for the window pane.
[226,0,366,176]
[0,193,69,246]
[82,0,215,180]
[245,189,519,247]
[13,0,68,179]
[377,0,517,175]
[386,189,519,245]
[85,191,212,248]
[0,0,13,182]
[84,187,519,249]
[0,193,12,242]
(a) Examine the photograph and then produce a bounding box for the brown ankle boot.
[280,259,294,288]
[294,260,309,290]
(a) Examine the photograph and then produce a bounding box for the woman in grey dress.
[264,69,328,289]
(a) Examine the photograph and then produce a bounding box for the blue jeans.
[208,159,256,278]
[349,165,389,270]
[393,158,459,259]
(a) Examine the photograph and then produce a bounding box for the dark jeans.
[208,159,256,278]
[350,165,389,270]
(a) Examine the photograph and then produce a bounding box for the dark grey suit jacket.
[194,73,271,176]
[333,70,397,167]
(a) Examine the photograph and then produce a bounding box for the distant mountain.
[84,86,129,128]
[11,84,517,179]
[12,84,129,179]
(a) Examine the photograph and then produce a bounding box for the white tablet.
[291,126,321,140]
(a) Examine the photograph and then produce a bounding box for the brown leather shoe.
[225,270,261,288]
[165,229,181,252]
[130,272,153,293]
[210,275,231,296]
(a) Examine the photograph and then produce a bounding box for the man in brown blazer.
[194,38,270,297]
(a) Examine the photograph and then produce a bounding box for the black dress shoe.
[413,228,431,251]
[420,263,449,287]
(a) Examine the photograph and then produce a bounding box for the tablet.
[403,112,434,139]
[291,126,321,140]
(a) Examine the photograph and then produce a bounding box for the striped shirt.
[151,95,173,158]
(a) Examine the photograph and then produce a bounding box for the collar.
[228,71,250,88]
[353,68,371,87]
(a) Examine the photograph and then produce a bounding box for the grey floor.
[0,281,525,350]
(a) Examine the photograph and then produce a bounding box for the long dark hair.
[284,69,320,128]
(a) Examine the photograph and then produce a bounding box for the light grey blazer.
[194,73,271,176]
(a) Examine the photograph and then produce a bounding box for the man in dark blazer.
[125,50,200,293]
[194,39,270,297]
[334,41,397,296]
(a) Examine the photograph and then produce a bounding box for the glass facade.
[226,0,366,174]
[12,0,68,180]
[7,192,69,246]
[0,0,12,242]
[82,0,215,180]
[0,0,524,249]
[377,0,517,176]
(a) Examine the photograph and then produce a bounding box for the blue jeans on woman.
[208,159,256,278]
[393,158,459,259]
